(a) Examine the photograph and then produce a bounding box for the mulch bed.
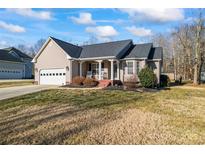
[61,84,97,88]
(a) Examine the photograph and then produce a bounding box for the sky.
[0,8,202,48]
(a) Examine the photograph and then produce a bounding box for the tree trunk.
[174,58,177,80]
[193,64,199,85]
[193,13,203,85]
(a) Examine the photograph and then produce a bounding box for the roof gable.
[124,43,153,59]
[80,39,132,59]
[3,47,32,59]
[0,49,23,63]
[148,47,163,60]
[50,37,82,58]
[32,37,75,62]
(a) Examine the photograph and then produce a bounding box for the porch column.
[97,60,102,80]
[110,59,114,80]
[79,61,83,77]
[117,61,120,80]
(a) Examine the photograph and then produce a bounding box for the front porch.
[78,59,120,81]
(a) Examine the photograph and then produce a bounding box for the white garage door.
[0,69,23,79]
[39,69,66,85]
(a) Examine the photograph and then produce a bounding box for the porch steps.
[98,80,111,88]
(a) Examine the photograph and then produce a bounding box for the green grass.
[0,89,155,111]
[0,80,34,88]
[1,88,205,144]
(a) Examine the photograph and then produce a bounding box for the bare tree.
[16,38,46,58]
[82,35,98,45]
[31,39,46,57]
[193,11,205,85]
[152,34,174,73]
[172,24,194,80]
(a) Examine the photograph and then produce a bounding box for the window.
[56,73,58,76]
[63,73,66,76]
[49,73,52,76]
[127,61,133,74]
[136,61,140,74]
[59,73,62,76]
[53,73,55,76]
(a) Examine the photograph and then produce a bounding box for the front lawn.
[0,80,34,88]
[0,88,205,144]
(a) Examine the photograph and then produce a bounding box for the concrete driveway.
[0,85,57,101]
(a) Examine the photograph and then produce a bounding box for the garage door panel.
[0,68,23,79]
[40,69,66,85]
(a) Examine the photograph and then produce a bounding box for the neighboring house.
[32,36,163,85]
[0,47,33,79]
[201,63,205,82]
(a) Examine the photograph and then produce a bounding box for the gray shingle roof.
[148,47,163,60]
[51,37,82,58]
[80,39,132,58]
[123,43,153,59]
[47,37,162,60]
[4,47,32,59]
[0,49,23,62]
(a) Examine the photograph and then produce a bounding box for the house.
[201,63,205,82]
[32,37,163,85]
[0,47,33,79]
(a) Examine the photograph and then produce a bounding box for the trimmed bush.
[83,78,98,87]
[72,76,85,85]
[160,74,170,87]
[138,66,157,88]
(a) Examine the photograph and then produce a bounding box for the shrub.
[83,78,98,87]
[72,76,85,85]
[138,66,157,88]
[160,74,170,87]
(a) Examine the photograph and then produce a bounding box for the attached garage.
[0,49,26,79]
[39,68,66,85]
[0,68,23,79]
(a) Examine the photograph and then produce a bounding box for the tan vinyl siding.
[72,60,79,78]
[34,40,71,83]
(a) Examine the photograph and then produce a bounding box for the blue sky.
[0,8,202,48]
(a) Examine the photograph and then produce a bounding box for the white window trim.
[126,61,134,75]
[136,61,140,74]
